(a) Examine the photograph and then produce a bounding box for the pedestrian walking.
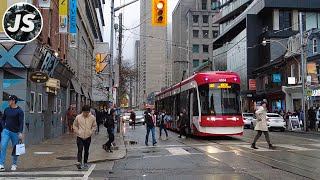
[0,95,24,171]
[103,105,116,152]
[73,105,97,169]
[66,107,76,134]
[179,109,188,138]
[95,108,102,134]
[159,111,169,140]
[299,109,304,128]
[130,111,136,129]
[145,108,157,146]
[251,101,276,150]
[308,107,317,131]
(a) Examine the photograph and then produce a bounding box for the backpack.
[104,109,114,128]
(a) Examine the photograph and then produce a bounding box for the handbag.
[12,140,25,156]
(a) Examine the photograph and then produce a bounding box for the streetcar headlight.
[211,117,216,121]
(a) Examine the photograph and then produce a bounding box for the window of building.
[38,93,42,113]
[59,99,62,113]
[279,10,292,31]
[202,0,207,10]
[212,30,218,38]
[54,98,58,113]
[298,63,302,83]
[193,30,199,38]
[203,15,209,24]
[193,15,199,23]
[313,38,318,54]
[193,44,199,53]
[290,64,295,77]
[203,59,209,64]
[193,59,199,68]
[203,30,209,38]
[203,45,209,53]
[30,92,35,113]
[211,0,220,10]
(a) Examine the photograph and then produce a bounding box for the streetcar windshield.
[199,83,241,116]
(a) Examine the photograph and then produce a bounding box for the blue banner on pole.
[273,74,281,83]
[69,0,77,34]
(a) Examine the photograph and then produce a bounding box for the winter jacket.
[254,106,268,131]
[73,113,97,139]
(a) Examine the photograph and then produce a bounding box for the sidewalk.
[2,130,126,169]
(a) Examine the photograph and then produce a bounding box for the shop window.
[30,92,35,113]
[38,93,42,113]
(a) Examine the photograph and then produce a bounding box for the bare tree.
[119,61,137,101]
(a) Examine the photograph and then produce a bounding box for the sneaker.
[83,163,89,169]
[269,144,276,150]
[0,165,5,171]
[11,165,17,171]
[76,162,82,170]
[251,143,258,149]
[153,142,157,146]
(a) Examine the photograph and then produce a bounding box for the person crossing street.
[145,108,157,146]
[251,101,276,150]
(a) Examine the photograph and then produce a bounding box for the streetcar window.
[199,83,241,116]
[193,88,199,116]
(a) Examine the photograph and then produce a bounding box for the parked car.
[242,113,254,129]
[129,111,145,126]
[122,113,130,121]
[252,113,286,132]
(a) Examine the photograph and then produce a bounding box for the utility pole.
[299,12,307,131]
[110,0,115,96]
[129,78,133,109]
[116,13,123,133]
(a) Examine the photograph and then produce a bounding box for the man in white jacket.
[251,101,276,150]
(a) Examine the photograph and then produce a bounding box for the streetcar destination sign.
[209,83,232,89]
[30,71,49,83]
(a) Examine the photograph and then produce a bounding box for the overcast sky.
[103,0,179,63]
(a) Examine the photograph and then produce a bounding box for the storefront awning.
[70,78,82,94]
[81,87,90,99]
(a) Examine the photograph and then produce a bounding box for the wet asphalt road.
[101,123,320,180]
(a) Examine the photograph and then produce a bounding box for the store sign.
[249,79,256,91]
[40,50,59,77]
[69,0,77,48]
[312,89,320,97]
[272,74,281,83]
[247,93,253,98]
[29,71,49,83]
[0,44,25,68]
[288,77,296,85]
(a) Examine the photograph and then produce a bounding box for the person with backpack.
[159,110,169,140]
[145,108,157,146]
[66,107,76,134]
[103,104,116,152]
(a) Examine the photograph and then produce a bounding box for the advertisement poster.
[69,0,77,47]
[307,62,319,85]
[59,0,68,33]
[0,0,7,32]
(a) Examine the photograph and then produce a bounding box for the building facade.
[139,0,167,107]
[211,0,320,111]
[0,0,104,144]
[134,40,140,108]
[172,0,219,84]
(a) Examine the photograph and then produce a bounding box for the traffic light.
[96,54,101,73]
[152,0,167,26]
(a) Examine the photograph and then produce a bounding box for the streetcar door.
[189,91,193,133]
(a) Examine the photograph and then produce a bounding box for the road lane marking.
[83,164,96,180]
[34,152,54,155]
[237,145,279,151]
[0,171,86,175]
[276,144,315,151]
[197,146,226,153]
[0,178,83,180]
[166,147,191,155]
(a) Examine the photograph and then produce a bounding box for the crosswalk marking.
[166,147,191,155]
[276,144,314,151]
[237,145,278,152]
[197,146,226,153]
[307,143,320,148]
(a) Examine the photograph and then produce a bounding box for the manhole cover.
[56,156,77,160]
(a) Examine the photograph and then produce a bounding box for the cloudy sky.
[103,0,179,63]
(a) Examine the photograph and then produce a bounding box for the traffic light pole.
[116,13,123,133]
[110,0,115,96]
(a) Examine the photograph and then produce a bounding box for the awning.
[81,87,90,99]
[70,78,82,94]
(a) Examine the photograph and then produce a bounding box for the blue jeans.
[0,129,19,166]
[145,127,156,145]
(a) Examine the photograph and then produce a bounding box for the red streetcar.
[155,72,243,136]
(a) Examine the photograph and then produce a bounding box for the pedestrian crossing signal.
[152,0,167,26]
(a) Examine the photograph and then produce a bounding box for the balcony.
[213,0,252,24]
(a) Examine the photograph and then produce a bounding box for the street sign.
[29,71,49,83]
[306,89,312,96]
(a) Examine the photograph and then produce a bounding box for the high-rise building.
[139,0,167,106]
[134,40,140,108]
[172,0,219,84]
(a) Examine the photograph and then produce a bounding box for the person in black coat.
[308,107,317,131]
[95,108,102,133]
[145,108,157,146]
